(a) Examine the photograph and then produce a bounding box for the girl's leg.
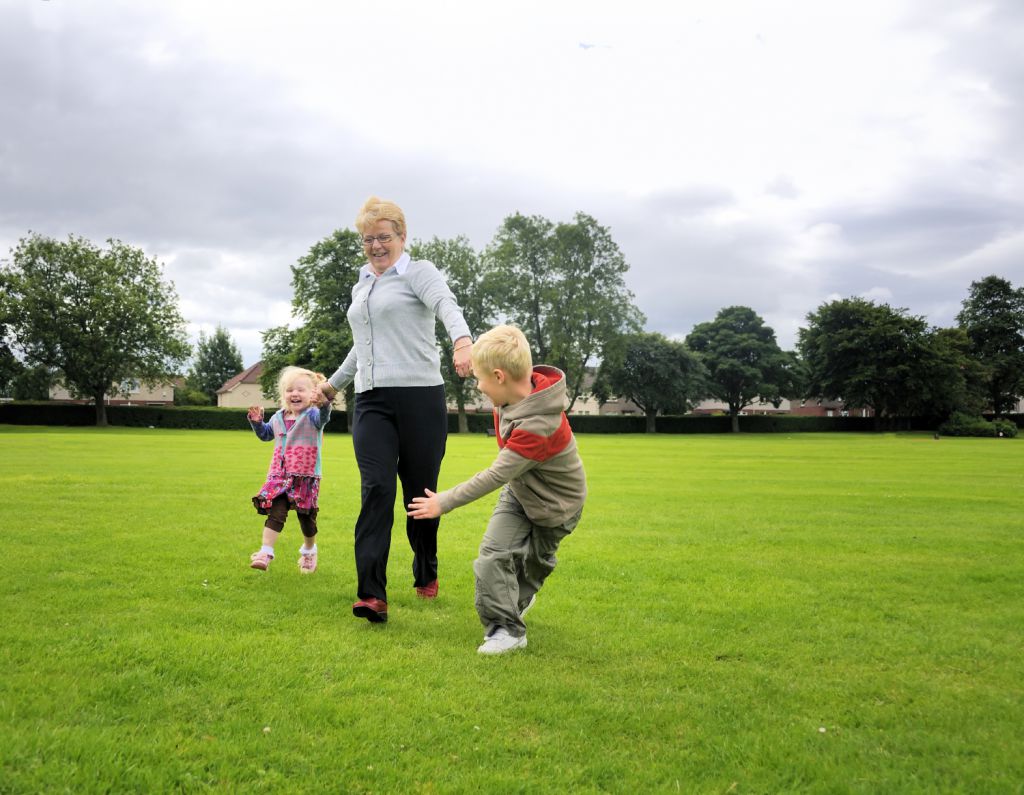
[250,497,287,570]
[261,525,283,550]
[259,495,289,552]
[296,511,318,573]
[297,511,317,551]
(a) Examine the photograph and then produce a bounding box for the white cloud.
[1,0,1022,367]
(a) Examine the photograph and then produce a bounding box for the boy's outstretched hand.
[247,405,264,422]
[407,489,441,519]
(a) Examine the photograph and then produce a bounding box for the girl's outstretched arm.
[247,406,274,441]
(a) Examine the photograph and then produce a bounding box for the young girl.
[247,366,332,573]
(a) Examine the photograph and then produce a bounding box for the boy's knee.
[474,544,515,576]
[477,538,515,560]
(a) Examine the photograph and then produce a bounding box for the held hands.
[407,489,442,520]
[453,337,472,378]
[317,383,338,406]
[247,405,264,422]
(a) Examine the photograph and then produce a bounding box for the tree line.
[2,223,1023,430]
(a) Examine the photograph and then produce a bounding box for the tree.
[410,235,497,432]
[12,365,54,400]
[915,326,986,418]
[187,325,243,404]
[485,212,645,409]
[592,332,706,433]
[956,275,1024,415]
[686,306,798,433]
[2,293,52,400]
[260,229,364,426]
[0,234,190,425]
[0,321,19,398]
[798,298,957,429]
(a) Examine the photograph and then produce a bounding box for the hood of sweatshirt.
[501,365,568,422]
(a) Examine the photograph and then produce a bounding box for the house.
[216,362,277,409]
[49,379,176,406]
[571,368,642,416]
[691,398,792,416]
[690,398,873,417]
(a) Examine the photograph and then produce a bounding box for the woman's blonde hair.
[276,366,326,407]
[355,196,407,238]
[472,325,533,381]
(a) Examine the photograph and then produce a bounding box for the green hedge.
[3,401,1016,435]
[567,415,647,434]
[0,402,266,430]
[0,401,98,426]
[448,412,495,434]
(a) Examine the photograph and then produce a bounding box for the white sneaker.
[519,594,537,618]
[477,627,527,655]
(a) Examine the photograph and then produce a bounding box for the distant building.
[49,379,175,406]
[216,362,276,409]
[691,398,872,418]
[691,398,792,415]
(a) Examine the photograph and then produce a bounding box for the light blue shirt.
[328,256,471,393]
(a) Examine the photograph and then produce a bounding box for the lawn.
[1,425,1022,793]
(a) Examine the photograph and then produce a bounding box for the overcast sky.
[3,0,1022,367]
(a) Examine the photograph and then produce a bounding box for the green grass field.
[1,425,1022,793]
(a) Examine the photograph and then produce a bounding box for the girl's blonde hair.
[276,366,326,407]
[472,325,533,380]
[355,196,407,238]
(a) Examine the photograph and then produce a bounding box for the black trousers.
[351,385,448,602]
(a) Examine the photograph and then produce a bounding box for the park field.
[1,425,1022,793]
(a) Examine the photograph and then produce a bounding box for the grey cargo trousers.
[473,486,583,639]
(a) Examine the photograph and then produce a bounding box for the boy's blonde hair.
[472,325,533,380]
[277,366,326,407]
[355,196,407,238]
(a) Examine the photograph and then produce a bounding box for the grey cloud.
[766,175,799,199]
[3,2,1023,368]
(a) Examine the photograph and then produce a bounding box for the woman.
[320,196,472,624]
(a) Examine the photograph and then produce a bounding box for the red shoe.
[415,579,439,599]
[352,598,388,623]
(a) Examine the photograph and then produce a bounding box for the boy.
[407,325,587,654]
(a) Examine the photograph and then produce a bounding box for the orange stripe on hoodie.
[494,370,573,462]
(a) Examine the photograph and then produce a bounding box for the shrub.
[992,418,1019,438]
[938,412,1018,438]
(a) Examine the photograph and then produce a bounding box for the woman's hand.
[452,336,473,378]
[319,383,338,404]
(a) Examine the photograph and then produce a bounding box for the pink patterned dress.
[250,404,332,515]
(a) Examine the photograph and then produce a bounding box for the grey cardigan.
[328,258,471,393]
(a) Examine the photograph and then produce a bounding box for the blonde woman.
[247,366,333,573]
[320,196,472,623]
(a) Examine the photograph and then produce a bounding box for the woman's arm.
[325,347,357,396]
[408,261,473,376]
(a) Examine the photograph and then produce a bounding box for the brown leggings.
[262,494,318,537]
